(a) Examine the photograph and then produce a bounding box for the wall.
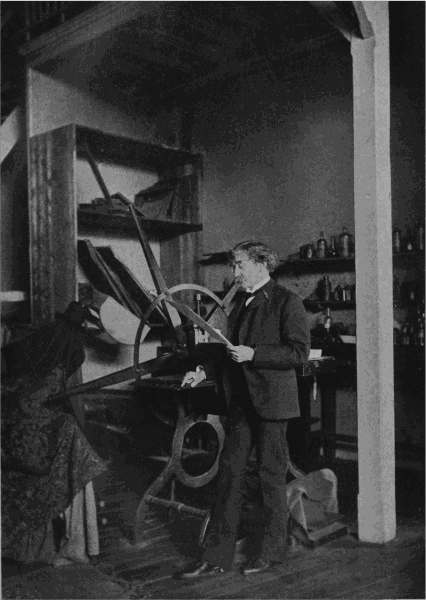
[192,39,357,317]
[192,39,354,260]
[389,2,425,236]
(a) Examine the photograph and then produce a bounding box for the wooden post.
[351,2,396,543]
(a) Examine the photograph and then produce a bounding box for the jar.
[405,229,414,251]
[317,232,328,259]
[333,284,343,302]
[343,284,352,302]
[320,276,332,301]
[339,227,350,258]
[329,236,338,258]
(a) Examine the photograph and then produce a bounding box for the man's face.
[232,251,267,289]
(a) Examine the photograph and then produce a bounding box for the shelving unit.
[276,257,355,275]
[303,300,355,311]
[392,250,425,268]
[28,124,204,325]
[78,209,202,239]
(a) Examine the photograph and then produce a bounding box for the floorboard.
[90,433,425,600]
[3,424,424,600]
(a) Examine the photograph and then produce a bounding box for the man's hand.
[228,345,255,363]
[181,368,206,388]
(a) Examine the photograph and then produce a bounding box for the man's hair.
[229,241,278,272]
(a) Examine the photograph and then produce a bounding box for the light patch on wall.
[76,158,158,205]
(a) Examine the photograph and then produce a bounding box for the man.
[177,241,310,578]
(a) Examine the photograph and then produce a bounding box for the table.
[288,358,355,468]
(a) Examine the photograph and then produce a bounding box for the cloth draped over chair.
[1,302,108,565]
[287,468,340,543]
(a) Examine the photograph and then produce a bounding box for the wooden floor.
[3,424,423,599]
[89,426,425,600]
[94,509,424,600]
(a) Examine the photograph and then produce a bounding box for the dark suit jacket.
[194,279,310,420]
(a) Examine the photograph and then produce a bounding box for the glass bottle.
[343,284,352,302]
[320,276,332,301]
[404,228,414,252]
[328,236,338,258]
[416,220,425,251]
[317,231,328,259]
[401,322,410,346]
[339,226,350,258]
[334,284,343,302]
[323,308,333,343]
[415,311,425,346]
[418,321,425,347]
[392,224,402,254]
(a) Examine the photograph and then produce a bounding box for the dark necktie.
[242,290,257,307]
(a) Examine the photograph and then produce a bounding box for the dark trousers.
[202,402,289,571]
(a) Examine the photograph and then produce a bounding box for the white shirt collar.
[246,276,270,294]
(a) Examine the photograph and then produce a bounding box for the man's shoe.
[176,560,225,580]
[242,557,272,576]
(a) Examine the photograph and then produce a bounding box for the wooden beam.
[309,1,366,40]
[351,2,375,39]
[351,1,396,543]
[19,1,170,67]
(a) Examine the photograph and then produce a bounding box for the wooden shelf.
[199,252,229,265]
[276,257,355,274]
[78,208,202,240]
[76,125,202,170]
[303,300,356,311]
[201,252,424,272]
[392,251,425,268]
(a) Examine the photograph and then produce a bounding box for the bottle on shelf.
[415,311,425,347]
[408,320,416,346]
[392,223,402,254]
[418,321,425,347]
[323,307,333,343]
[416,220,425,251]
[333,284,343,302]
[338,226,350,258]
[401,322,410,346]
[320,275,332,301]
[343,284,352,302]
[328,236,338,258]
[317,231,328,259]
[404,228,414,252]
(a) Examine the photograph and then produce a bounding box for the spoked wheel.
[133,283,227,377]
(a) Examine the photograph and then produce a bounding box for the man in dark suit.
[177,241,310,578]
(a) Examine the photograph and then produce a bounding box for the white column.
[351,2,396,543]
